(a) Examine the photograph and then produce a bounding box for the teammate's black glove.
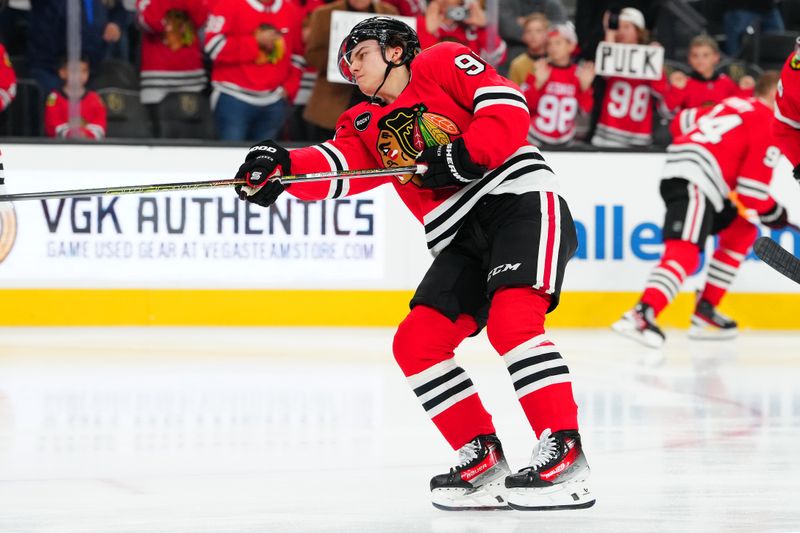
[234,139,291,208]
[414,138,486,189]
[710,199,739,235]
[759,202,789,229]
[793,164,800,186]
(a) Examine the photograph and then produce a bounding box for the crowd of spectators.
[0,0,795,148]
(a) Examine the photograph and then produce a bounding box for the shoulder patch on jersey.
[354,111,372,131]
[46,92,57,106]
[791,56,800,70]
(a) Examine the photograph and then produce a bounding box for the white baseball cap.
[548,23,578,45]
[619,7,646,30]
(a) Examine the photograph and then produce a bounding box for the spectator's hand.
[425,0,445,34]
[739,75,755,91]
[465,2,487,28]
[533,58,551,89]
[669,70,688,90]
[414,138,486,189]
[234,140,291,208]
[103,22,122,43]
[577,61,595,91]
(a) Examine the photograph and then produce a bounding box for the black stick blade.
[753,236,800,284]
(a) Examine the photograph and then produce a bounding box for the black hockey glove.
[794,163,800,186]
[234,140,291,208]
[710,199,739,235]
[414,138,486,189]
[759,202,789,229]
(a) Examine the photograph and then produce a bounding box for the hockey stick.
[753,236,800,284]
[0,165,421,202]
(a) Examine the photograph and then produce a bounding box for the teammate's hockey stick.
[753,236,800,284]
[0,165,421,202]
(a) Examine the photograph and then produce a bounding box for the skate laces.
[526,429,558,471]
[456,440,481,469]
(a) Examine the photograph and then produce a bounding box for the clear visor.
[337,37,357,83]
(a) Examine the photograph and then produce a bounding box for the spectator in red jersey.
[204,0,304,141]
[382,0,426,16]
[137,0,209,137]
[44,57,107,140]
[522,23,594,147]
[666,35,754,115]
[417,0,506,66]
[303,0,399,140]
[590,7,672,148]
[0,43,17,114]
[508,13,549,87]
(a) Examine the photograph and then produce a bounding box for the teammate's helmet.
[337,16,421,83]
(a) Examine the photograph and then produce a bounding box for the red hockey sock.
[700,217,757,307]
[393,305,495,450]
[487,287,578,435]
[641,239,700,315]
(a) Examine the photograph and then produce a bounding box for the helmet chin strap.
[369,62,395,104]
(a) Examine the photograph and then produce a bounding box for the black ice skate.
[611,302,666,348]
[688,299,738,340]
[505,428,595,511]
[430,434,511,511]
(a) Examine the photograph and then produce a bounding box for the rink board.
[1,145,799,328]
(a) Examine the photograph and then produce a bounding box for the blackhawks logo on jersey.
[376,104,460,184]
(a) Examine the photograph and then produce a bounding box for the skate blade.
[507,479,595,511]
[431,478,511,511]
[688,325,737,341]
[611,319,664,349]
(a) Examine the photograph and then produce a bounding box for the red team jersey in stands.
[416,19,506,66]
[44,90,107,139]
[137,0,209,104]
[204,0,304,105]
[663,96,779,214]
[774,51,800,166]
[284,42,557,255]
[593,74,671,147]
[0,44,16,112]
[522,63,592,145]
[664,72,752,111]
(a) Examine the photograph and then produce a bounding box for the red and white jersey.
[383,0,426,16]
[522,63,592,146]
[664,71,752,112]
[592,74,671,147]
[44,90,107,140]
[416,18,506,66]
[0,44,16,112]
[774,51,800,166]
[283,42,556,256]
[663,96,779,214]
[204,0,304,107]
[137,0,209,104]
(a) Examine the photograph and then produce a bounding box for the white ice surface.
[0,327,798,533]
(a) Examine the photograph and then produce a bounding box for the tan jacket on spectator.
[508,52,540,88]
[303,0,398,130]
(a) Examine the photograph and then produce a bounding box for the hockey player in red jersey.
[521,23,593,147]
[232,17,593,511]
[613,72,790,348]
[591,7,672,148]
[0,44,16,113]
[774,37,800,179]
[44,57,107,140]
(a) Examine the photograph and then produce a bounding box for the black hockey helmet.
[337,16,421,84]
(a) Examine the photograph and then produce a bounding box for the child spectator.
[591,7,672,148]
[204,0,304,141]
[522,23,594,146]
[45,57,107,139]
[0,43,17,114]
[137,0,209,136]
[508,13,549,87]
[666,35,754,113]
[417,0,506,66]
